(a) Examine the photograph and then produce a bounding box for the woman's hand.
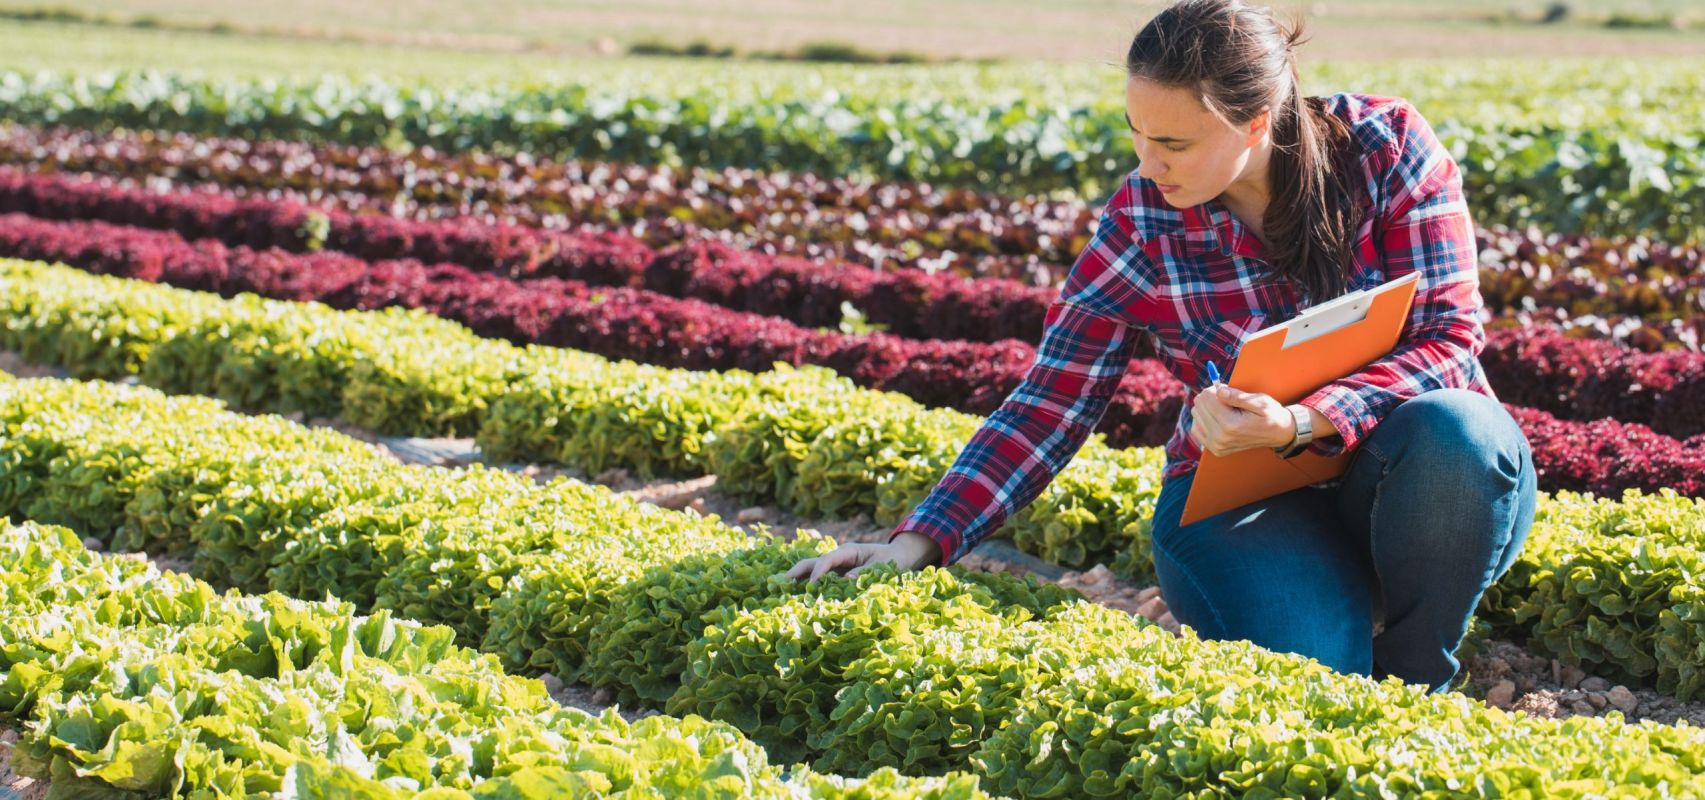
[1189,384,1293,457]
[784,531,942,583]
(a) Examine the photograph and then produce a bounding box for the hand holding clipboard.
[1179,271,1423,526]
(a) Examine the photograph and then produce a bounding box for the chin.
[1158,191,1197,208]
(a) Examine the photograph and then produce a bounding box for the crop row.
[1,164,1698,369]
[0,122,1083,279]
[0,166,1065,343]
[2,136,1701,350]
[5,256,1703,563]
[0,70,1700,241]
[306,56,1705,137]
[4,204,1704,444]
[0,212,1185,449]
[0,520,986,799]
[5,261,1705,694]
[1483,326,1705,437]
[4,376,1705,795]
[0,256,1170,574]
[0,123,1678,281]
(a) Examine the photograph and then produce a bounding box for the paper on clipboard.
[1178,270,1423,527]
[1265,272,1419,349]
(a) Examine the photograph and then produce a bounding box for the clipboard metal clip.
[1276,272,1419,350]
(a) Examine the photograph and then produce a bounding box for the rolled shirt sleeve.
[1301,103,1489,457]
[888,183,1147,567]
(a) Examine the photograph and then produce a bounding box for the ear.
[1246,110,1272,146]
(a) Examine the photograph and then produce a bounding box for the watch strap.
[1274,404,1313,459]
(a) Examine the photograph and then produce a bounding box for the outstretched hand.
[783,532,941,583]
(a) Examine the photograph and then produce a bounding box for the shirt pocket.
[1181,312,1269,377]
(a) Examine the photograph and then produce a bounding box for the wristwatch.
[1273,404,1314,459]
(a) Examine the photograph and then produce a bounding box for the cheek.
[1214,143,1254,183]
[1186,148,1245,194]
[1167,153,1217,195]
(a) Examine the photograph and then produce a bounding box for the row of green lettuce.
[4,376,1705,797]
[0,257,1165,577]
[0,69,1698,241]
[0,519,995,799]
[4,261,1705,699]
[57,57,1689,133]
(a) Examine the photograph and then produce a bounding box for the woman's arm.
[887,183,1151,569]
[1298,102,1484,457]
[1304,405,1342,440]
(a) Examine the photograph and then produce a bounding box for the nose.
[1133,141,1167,181]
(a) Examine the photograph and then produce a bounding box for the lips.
[1157,183,1181,194]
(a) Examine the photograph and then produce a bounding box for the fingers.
[1200,385,1270,415]
[1196,389,1278,456]
[788,542,919,583]
[1157,611,1179,635]
[1191,406,1220,453]
[1215,386,1253,409]
[810,543,873,583]
[808,549,847,583]
[1220,388,1275,414]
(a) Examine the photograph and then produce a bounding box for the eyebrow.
[1124,113,1189,143]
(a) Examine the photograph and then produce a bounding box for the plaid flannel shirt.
[892,93,1498,568]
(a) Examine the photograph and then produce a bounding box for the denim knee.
[1367,388,1527,483]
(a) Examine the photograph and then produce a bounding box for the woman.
[786,0,1536,695]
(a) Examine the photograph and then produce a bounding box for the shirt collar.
[1126,178,1263,260]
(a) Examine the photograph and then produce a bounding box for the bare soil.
[0,727,47,800]
[28,0,1705,61]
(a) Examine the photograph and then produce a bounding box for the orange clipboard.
[1178,271,1422,527]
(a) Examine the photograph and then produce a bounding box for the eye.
[1164,143,1188,152]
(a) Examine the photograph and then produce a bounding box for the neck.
[1220,139,1275,240]
[1219,140,1275,226]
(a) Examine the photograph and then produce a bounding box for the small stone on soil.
[736,506,769,524]
[1485,679,1517,709]
[593,468,630,485]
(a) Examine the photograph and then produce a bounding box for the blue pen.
[1204,360,1222,387]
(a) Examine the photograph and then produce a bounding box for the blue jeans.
[1149,388,1537,694]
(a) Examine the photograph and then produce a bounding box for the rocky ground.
[0,727,47,800]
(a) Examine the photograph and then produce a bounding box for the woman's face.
[1124,77,1269,209]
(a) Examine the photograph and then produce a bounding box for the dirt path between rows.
[0,727,46,800]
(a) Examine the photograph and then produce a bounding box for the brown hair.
[1126,0,1363,304]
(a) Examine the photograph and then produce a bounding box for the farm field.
[2,1,1705,797]
[2,0,1704,61]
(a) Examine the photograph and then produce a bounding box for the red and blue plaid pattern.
[892,93,1498,567]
